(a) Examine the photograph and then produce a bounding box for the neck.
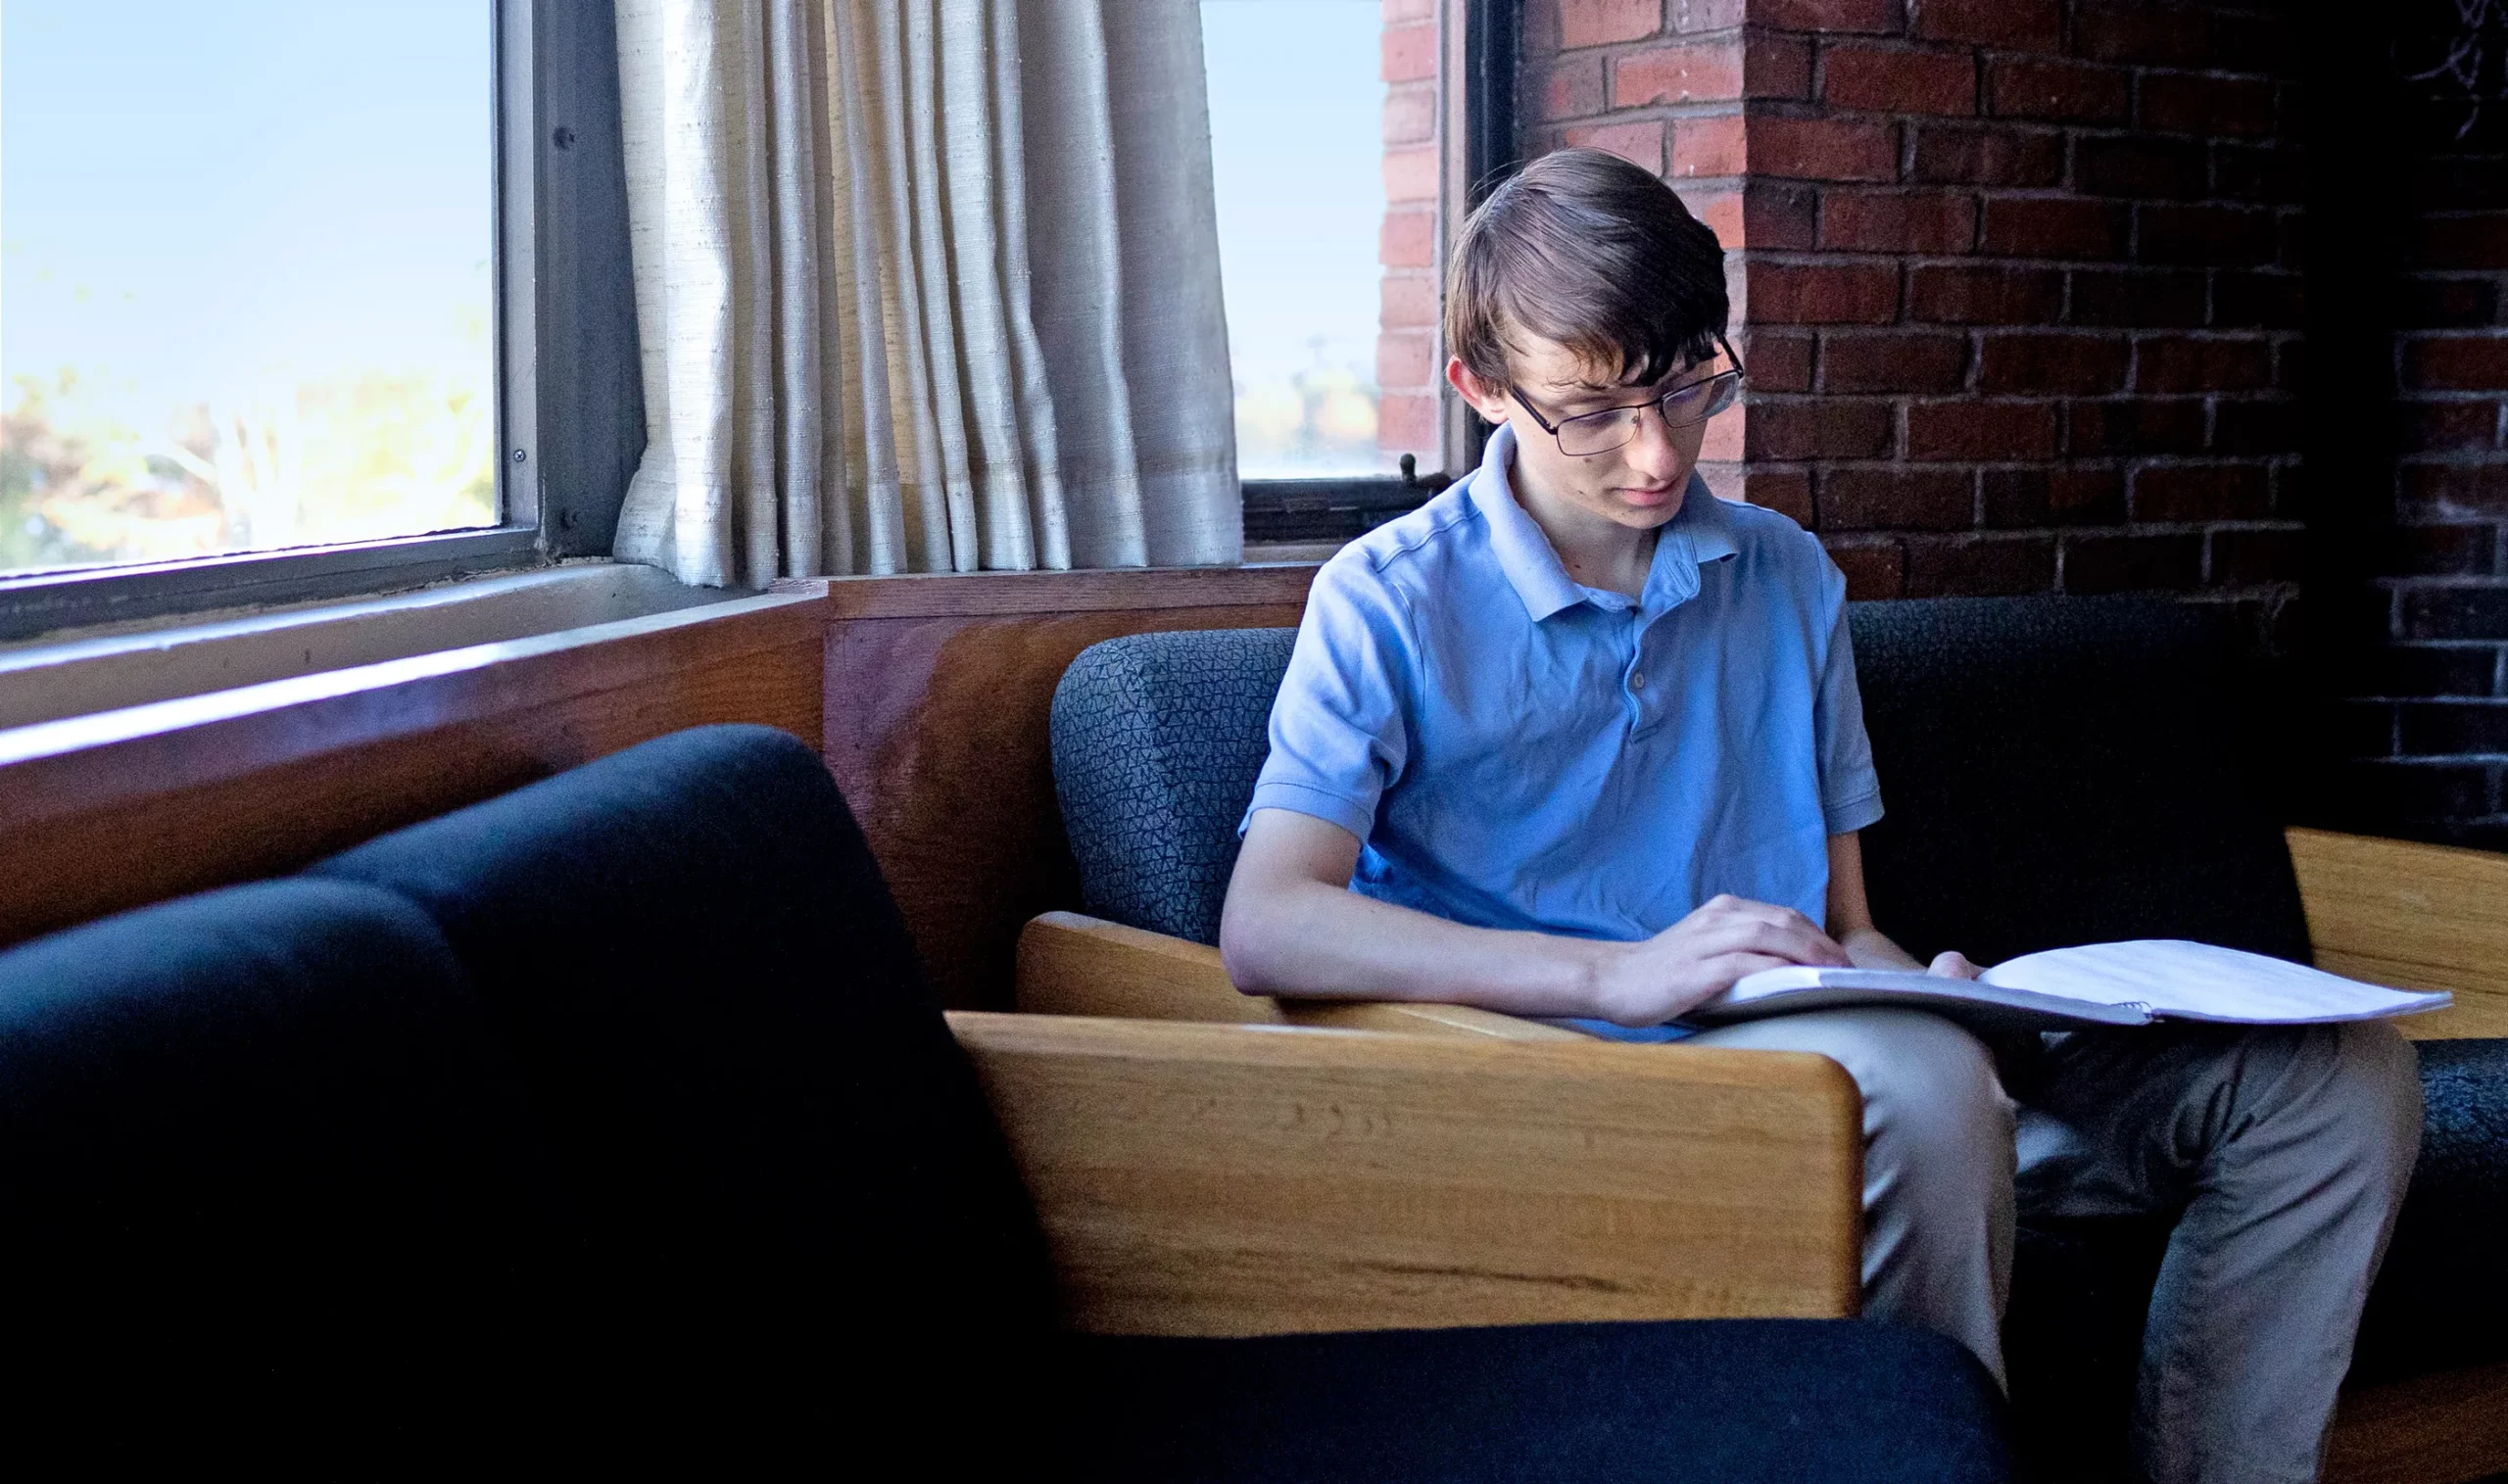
[1509,455,1664,598]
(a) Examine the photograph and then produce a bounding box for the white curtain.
[612,0,1241,587]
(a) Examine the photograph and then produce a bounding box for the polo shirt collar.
[1469,423,1585,621]
[1468,420,1740,622]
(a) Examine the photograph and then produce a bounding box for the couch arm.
[2286,828,2508,1039]
[1015,910,1581,1041]
[948,1010,1861,1337]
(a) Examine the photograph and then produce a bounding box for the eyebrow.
[1548,363,1714,400]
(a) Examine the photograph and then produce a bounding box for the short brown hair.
[1443,148,1728,393]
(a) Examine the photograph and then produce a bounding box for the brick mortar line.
[1745,250,2300,265]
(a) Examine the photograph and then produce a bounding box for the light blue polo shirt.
[1244,423,1882,1035]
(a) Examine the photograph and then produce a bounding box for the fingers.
[1709,951,1799,981]
[1684,894,1849,964]
[1928,950,1983,980]
[1689,910,1849,969]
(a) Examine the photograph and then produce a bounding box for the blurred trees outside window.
[0,2,496,579]
[1201,0,1395,480]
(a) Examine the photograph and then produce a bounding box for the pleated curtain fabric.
[612,0,1241,586]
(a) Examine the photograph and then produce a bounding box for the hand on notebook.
[1928,951,1984,980]
[1591,893,1852,1028]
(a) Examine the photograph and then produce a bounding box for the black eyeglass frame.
[1506,333,1747,458]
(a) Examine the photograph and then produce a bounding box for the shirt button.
[1629,671,1647,691]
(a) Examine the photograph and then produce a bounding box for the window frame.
[0,0,642,644]
[1237,0,1519,547]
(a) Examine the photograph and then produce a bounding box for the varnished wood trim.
[0,591,829,949]
[2316,950,2508,1040]
[1288,999,1587,1040]
[2325,1360,2508,1484]
[1014,911,1581,1041]
[0,591,827,795]
[822,602,1308,1010]
[772,563,1319,620]
[2288,828,2508,1041]
[1017,912,1287,1024]
[950,1010,1862,1336]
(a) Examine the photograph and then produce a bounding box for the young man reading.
[1219,148,2420,1484]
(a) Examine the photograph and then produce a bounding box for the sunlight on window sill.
[0,561,732,732]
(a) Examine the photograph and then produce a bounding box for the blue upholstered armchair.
[1032,595,2508,1483]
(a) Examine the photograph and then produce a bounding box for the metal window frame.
[1239,0,1519,547]
[0,0,643,644]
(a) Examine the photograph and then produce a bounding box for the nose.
[1622,400,1687,481]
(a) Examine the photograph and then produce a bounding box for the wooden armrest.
[950,1010,1859,1336]
[1014,910,1581,1041]
[2286,828,2508,1039]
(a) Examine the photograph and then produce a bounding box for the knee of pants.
[2328,1019,2424,1175]
[2231,1019,2423,1178]
[1833,1011,2018,1179]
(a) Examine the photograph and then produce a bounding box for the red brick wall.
[1519,0,1756,485]
[2334,5,2508,849]
[1521,0,2305,638]
[1378,0,1445,468]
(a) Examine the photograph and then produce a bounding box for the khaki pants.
[1687,1010,2422,1484]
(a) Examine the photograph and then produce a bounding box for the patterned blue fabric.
[1052,627,1297,945]
[2352,1035,2508,1381]
[1071,1317,2009,1483]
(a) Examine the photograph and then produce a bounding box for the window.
[2,1,497,576]
[1202,0,1518,548]
[0,0,638,642]
[1202,0,1394,481]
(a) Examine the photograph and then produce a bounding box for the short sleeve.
[1812,558,1884,836]
[1241,556,1417,841]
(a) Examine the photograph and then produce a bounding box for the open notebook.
[1680,939,2452,1035]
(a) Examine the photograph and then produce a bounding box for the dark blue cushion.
[0,878,560,1442]
[2003,1216,2173,1478]
[304,726,1053,1403]
[1848,596,2311,968]
[1053,627,1298,944]
[1065,1318,2008,1482]
[2352,1036,2508,1382]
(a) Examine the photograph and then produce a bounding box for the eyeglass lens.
[1556,373,1740,456]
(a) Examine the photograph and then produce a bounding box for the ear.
[1445,356,1514,425]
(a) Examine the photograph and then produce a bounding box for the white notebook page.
[1982,940,2448,1023]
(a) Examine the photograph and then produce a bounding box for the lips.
[1616,481,1680,505]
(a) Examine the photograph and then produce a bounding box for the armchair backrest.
[1848,596,2309,967]
[1053,627,1298,944]
[1049,596,2309,965]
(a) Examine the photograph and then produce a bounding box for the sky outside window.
[1,1,496,577]
[1201,0,1391,479]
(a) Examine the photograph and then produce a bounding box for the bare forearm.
[1221,878,1614,1019]
[1224,811,1852,1028]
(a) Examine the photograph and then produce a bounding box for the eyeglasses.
[1508,335,1747,458]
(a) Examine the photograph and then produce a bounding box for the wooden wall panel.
[0,591,827,950]
[805,566,1316,1009]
